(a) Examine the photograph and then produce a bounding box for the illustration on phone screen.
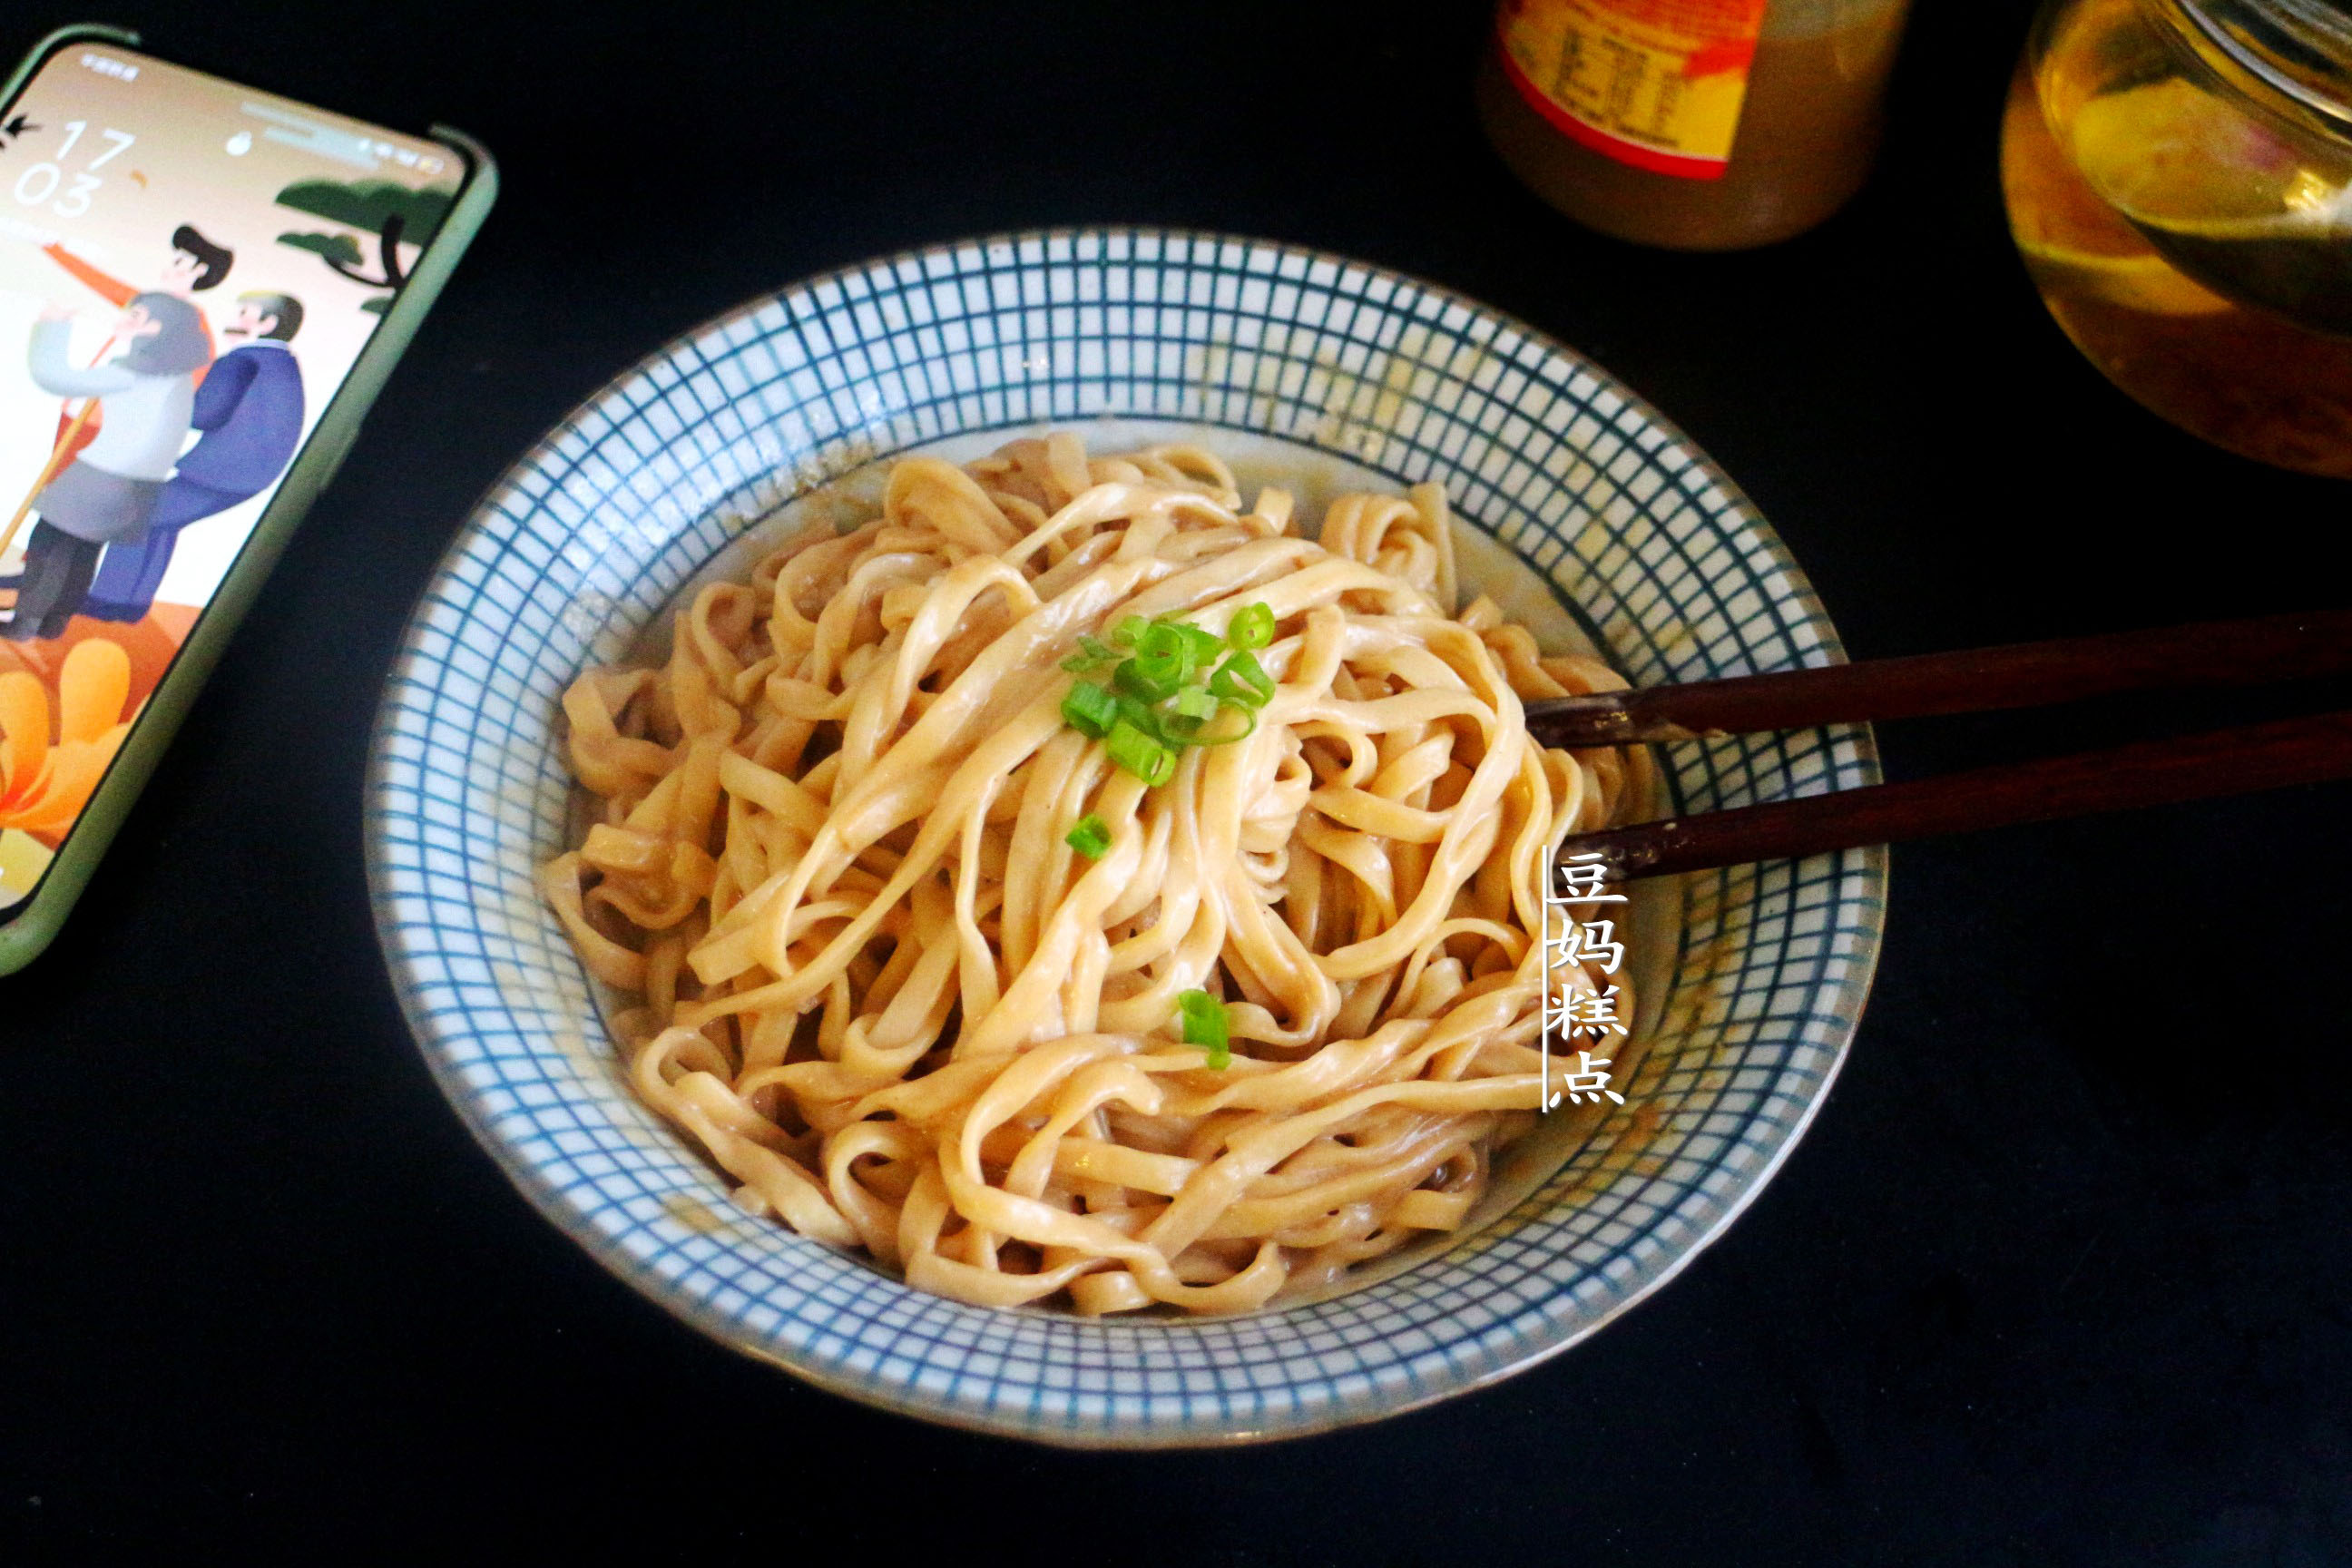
[0,44,463,915]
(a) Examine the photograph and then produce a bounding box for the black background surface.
[3,2,2349,1561]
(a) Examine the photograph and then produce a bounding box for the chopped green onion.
[1067,609,1280,763]
[1210,649,1275,708]
[1228,603,1275,650]
[1136,621,1185,659]
[1064,814,1111,858]
[1138,621,1214,685]
[1170,622,1226,667]
[1111,687,1165,742]
[1192,701,1258,746]
[1061,681,1118,739]
[1059,634,1121,673]
[1161,684,1220,740]
[1178,989,1230,1070]
[1114,653,1184,703]
[1164,696,1256,747]
[1107,719,1177,786]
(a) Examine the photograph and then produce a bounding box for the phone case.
[0,23,499,975]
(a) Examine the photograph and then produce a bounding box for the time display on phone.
[11,117,138,220]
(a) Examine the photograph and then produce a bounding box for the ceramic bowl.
[365,229,1884,1447]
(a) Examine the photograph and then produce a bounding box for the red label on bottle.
[1496,0,1770,181]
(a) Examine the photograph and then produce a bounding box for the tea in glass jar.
[2003,0,2352,476]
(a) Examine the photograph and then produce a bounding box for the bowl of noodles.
[366,229,1884,1446]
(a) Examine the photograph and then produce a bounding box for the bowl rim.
[364,224,1886,1447]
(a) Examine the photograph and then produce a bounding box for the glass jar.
[1477,0,1915,250]
[2003,0,2352,476]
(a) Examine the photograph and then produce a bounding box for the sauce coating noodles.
[544,434,1650,1313]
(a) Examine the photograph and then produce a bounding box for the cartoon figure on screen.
[44,223,232,357]
[83,292,307,623]
[36,224,232,467]
[0,295,207,642]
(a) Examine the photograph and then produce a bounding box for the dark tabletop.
[5,2,2348,1561]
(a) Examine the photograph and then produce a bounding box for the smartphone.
[0,24,495,974]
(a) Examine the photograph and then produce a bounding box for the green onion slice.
[1111,687,1166,742]
[1111,614,1151,649]
[1061,681,1118,739]
[1138,621,1216,685]
[1058,635,1122,673]
[1169,622,1226,668]
[1177,989,1231,1070]
[1210,649,1275,708]
[1064,814,1111,858]
[1228,603,1275,650]
[1107,719,1177,786]
[1116,651,1185,702]
[1161,684,1220,740]
[1136,620,1184,658]
[1193,701,1257,746]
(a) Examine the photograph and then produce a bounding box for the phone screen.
[0,41,469,916]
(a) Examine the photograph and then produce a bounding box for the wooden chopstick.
[1568,708,2352,881]
[1524,607,2352,747]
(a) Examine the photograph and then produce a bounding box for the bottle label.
[1495,0,1769,181]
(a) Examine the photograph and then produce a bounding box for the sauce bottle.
[1476,0,1916,250]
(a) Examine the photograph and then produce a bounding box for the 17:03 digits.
[13,122,137,221]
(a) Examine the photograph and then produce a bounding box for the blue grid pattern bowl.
[366,230,1885,1447]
